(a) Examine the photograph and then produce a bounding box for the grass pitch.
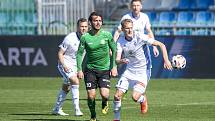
[0,77,215,121]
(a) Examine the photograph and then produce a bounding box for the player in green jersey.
[76,12,117,121]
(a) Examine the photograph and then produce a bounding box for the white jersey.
[117,33,154,72]
[58,32,80,68]
[117,12,151,34]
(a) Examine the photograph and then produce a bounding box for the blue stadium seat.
[177,11,194,25]
[196,0,214,9]
[146,12,158,25]
[156,0,178,10]
[159,12,177,25]
[195,11,214,25]
[0,12,9,25]
[176,0,196,10]
[142,0,161,10]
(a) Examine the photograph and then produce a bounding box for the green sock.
[88,98,96,118]
[102,98,108,109]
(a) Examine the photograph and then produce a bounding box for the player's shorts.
[116,68,151,94]
[57,64,77,85]
[84,68,111,90]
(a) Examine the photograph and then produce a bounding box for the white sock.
[113,100,121,120]
[137,95,144,103]
[71,85,80,110]
[54,89,67,111]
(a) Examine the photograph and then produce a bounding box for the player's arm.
[76,37,85,78]
[151,40,172,70]
[115,42,129,65]
[108,34,118,76]
[58,48,70,72]
[113,28,122,42]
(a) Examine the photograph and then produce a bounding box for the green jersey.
[77,29,116,71]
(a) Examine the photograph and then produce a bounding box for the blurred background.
[0,0,215,78]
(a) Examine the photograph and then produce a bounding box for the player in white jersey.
[113,19,172,121]
[113,0,159,112]
[52,18,88,116]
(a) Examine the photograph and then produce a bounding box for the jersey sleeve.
[107,32,117,69]
[76,36,85,71]
[59,37,69,51]
[138,33,155,45]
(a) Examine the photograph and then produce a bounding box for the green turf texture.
[0,77,215,121]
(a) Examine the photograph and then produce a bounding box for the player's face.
[90,16,102,30]
[131,1,142,15]
[122,22,133,40]
[78,21,88,35]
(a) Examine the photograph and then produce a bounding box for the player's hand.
[77,71,84,79]
[111,67,118,77]
[164,60,173,70]
[63,66,70,73]
[153,46,159,57]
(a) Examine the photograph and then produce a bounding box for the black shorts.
[84,69,111,90]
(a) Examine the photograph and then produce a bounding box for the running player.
[113,19,172,121]
[76,12,117,121]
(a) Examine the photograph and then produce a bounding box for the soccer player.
[52,18,88,116]
[113,19,172,121]
[113,0,159,111]
[76,12,117,121]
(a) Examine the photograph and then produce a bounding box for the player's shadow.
[10,113,53,116]
[15,119,88,121]
[66,98,113,101]
[10,113,89,121]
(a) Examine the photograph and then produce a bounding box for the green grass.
[0,77,215,121]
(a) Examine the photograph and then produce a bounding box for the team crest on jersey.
[100,39,106,44]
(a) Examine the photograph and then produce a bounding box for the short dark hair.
[77,18,87,26]
[121,19,133,28]
[88,11,103,22]
[130,0,142,4]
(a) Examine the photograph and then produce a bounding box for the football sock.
[88,98,96,118]
[71,85,80,110]
[137,95,144,103]
[113,100,121,120]
[102,98,108,109]
[54,89,67,111]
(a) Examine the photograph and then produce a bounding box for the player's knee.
[132,94,139,102]
[114,93,122,101]
[62,84,70,93]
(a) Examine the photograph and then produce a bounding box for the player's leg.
[69,76,83,116]
[98,70,111,115]
[132,81,147,113]
[138,69,151,113]
[52,65,71,116]
[52,83,70,116]
[113,76,129,121]
[84,69,97,120]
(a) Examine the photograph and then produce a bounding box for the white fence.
[37,0,94,35]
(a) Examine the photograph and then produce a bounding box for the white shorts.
[116,69,151,93]
[57,64,77,84]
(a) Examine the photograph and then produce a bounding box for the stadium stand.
[196,0,214,9]
[156,0,178,10]
[0,0,215,35]
[146,12,158,25]
[159,11,177,25]
[142,0,161,10]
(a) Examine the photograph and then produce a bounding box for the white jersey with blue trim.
[117,32,154,71]
[58,32,80,67]
[117,12,151,34]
